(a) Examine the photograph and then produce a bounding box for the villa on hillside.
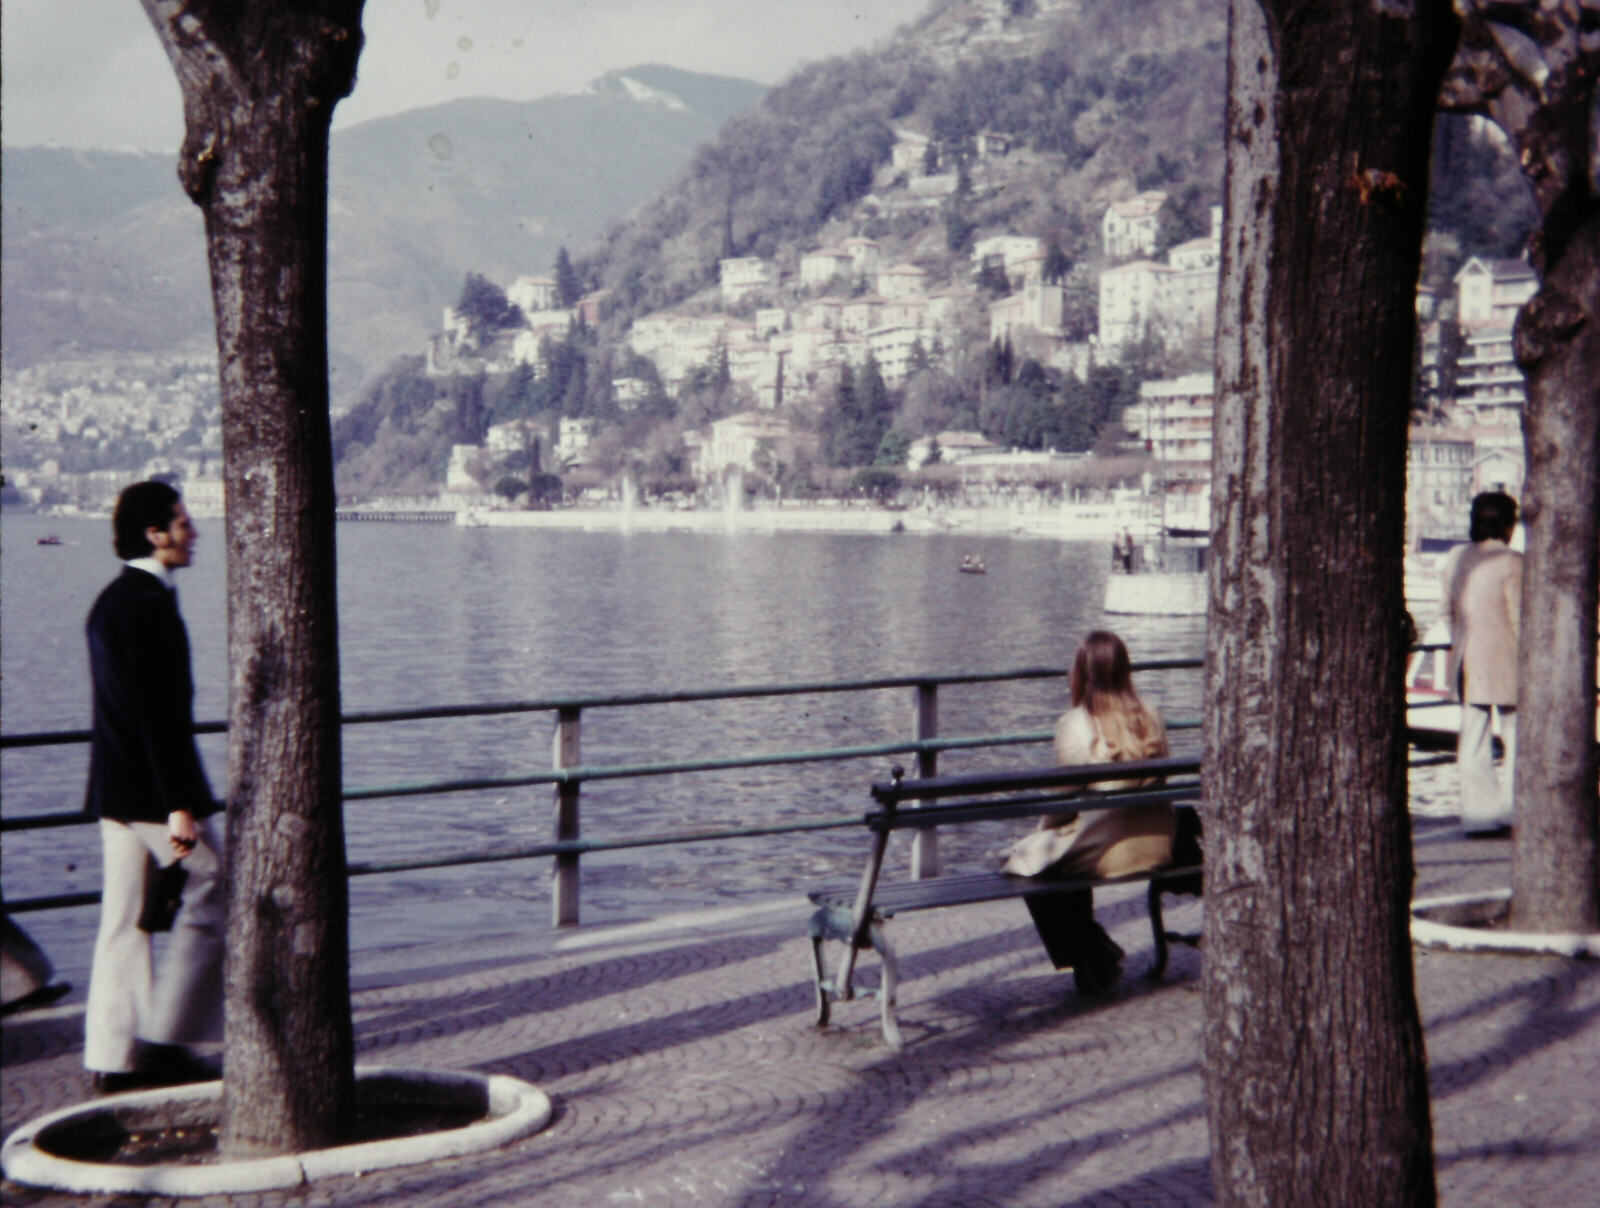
[800,248,854,290]
[719,256,774,306]
[1101,191,1167,259]
[696,410,801,481]
[508,275,559,315]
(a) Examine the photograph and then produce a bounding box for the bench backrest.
[871,755,1202,806]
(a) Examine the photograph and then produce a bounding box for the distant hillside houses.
[1097,204,1223,355]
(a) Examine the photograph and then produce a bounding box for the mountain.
[0,66,767,403]
[584,0,1231,322]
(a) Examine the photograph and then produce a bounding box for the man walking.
[83,481,225,1091]
[1440,491,1523,839]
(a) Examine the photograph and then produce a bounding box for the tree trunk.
[1203,2,1456,1204]
[138,0,365,1157]
[1511,207,1600,932]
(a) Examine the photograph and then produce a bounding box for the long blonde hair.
[1070,630,1168,762]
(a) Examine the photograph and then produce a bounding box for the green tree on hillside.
[454,272,520,334]
[554,246,582,308]
[822,359,896,467]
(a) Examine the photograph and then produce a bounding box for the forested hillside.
[585,0,1229,322]
[333,0,1538,500]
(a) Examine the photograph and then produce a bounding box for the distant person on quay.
[1440,490,1523,839]
[82,481,225,1093]
[1001,630,1175,994]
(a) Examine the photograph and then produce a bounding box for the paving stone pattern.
[3,820,1597,1207]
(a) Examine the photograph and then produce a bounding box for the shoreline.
[453,501,1182,540]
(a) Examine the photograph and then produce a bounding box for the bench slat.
[809,863,1203,917]
[870,784,1199,832]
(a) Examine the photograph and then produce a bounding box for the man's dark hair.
[112,481,182,560]
[1468,491,1517,543]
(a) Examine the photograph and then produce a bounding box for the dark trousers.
[1024,888,1103,969]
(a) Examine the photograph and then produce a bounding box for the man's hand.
[168,809,198,858]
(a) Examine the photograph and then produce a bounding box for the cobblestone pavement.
[4,819,1597,1207]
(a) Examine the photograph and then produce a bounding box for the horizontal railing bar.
[347,816,863,875]
[2,815,869,911]
[2,661,1208,749]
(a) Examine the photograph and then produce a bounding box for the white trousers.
[83,818,225,1072]
[1457,704,1516,833]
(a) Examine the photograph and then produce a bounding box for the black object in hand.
[137,856,189,933]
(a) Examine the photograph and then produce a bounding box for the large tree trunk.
[139,1,365,1156]
[1511,208,1600,932]
[1437,0,1600,934]
[1203,2,1457,1204]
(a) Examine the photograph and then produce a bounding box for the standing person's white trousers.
[83,818,225,1073]
[1458,704,1516,834]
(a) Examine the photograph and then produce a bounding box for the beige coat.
[1001,705,1175,879]
[1441,539,1522,705]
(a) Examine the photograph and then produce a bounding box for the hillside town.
[1,194,1533,547]
[407,168,1531,544]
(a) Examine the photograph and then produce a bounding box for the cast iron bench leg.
[811,931,832,1026]
[871,922,903,1050]
[1146,880,1170,980]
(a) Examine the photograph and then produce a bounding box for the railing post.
[552,706,581,926]
[910,681,939,879]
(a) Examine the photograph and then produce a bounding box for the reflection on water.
[4,513,1213,981]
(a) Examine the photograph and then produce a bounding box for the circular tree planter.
[1,1066,552,1197]
[1411,889,1600,957]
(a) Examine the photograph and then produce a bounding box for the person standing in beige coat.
[1440,491,1523,838]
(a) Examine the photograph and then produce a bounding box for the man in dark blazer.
[82,481,225,1092]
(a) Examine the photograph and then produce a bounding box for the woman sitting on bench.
[1001,629,1174,994]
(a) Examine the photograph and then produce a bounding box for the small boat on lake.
[959,555,986,575]
[36,535,63,546]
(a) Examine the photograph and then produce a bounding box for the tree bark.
[1203,2,1456,1204]
[1511,209,1600,931]
[1439,0,1600,934]
[138,0,365,1157]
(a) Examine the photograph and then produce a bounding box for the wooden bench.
[807,756,1204,1049]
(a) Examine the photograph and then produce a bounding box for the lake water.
[0,509,1214,984]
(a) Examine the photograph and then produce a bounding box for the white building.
[990,282,1066,344]
[1101,191,1167,259]
[1406,427,1475,532]
[971,234,1045,284]
[697,410,796,479]
[799,248,854,289]
[719,256,774,306]
[1454,256,1536,326]
[876,262,929,299]
[507,275,559,315]
[1454,326,1525,428]
[555,418,595,469]
[841,236,880,277]
[1098,260,1174,351]
[1122,372,1215,500]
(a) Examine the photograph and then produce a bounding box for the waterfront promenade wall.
[453,501,1171,540]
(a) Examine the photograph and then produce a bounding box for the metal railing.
[3,652,1476,925]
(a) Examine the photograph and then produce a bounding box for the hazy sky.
[1,0,931,151]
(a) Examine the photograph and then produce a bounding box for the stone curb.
[1411,888,1600,957]
[0,1066,552,1197]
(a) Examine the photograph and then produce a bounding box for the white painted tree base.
[1411,889,1600,957]
[1,1066,552,1197]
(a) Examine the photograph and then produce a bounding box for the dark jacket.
[84,566,217,823]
